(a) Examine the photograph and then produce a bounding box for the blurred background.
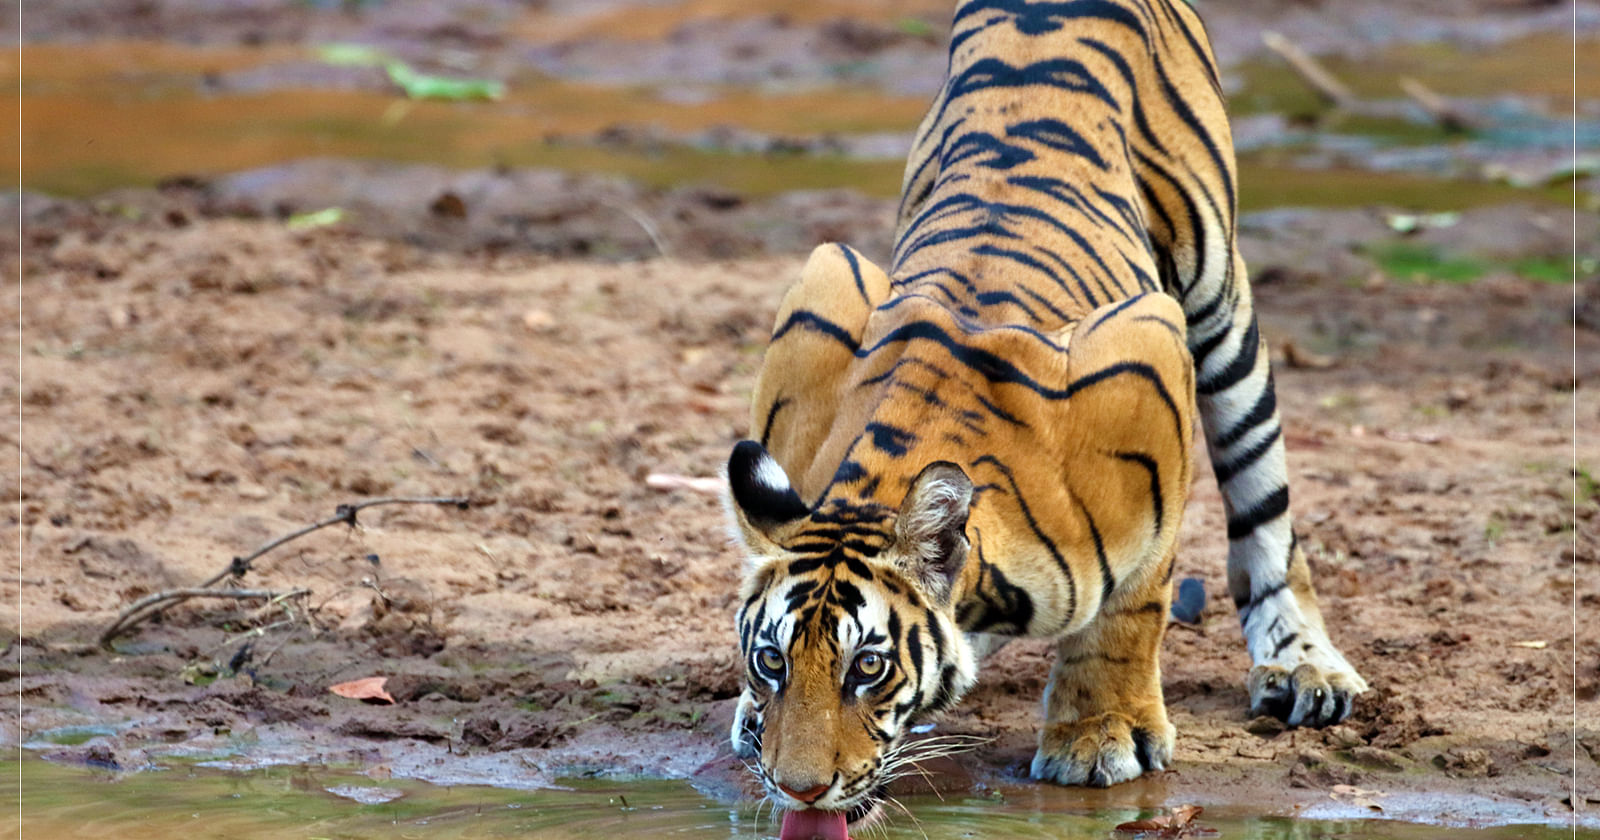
[7,0,1597,266]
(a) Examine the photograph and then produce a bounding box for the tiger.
[723,0,1368,835]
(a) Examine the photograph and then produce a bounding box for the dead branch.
[198,496,469,588]
[1399,77,1478,132]
[1262,32,1480,133]
[99,588,310,649]
[1261,31,1355,110]
[98,496,470,650]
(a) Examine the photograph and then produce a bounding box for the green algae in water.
[24,726,123,747]
[1363,244,1588,285]
[6,758,1591,839]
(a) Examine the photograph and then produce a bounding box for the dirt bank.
[6,193,1597,828]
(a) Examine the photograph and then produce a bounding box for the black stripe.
[759,397,790,448]
[1196,319,1259,395]
[972,455,1076,624]
[1133,150,1205,297]
[906,624,924,681]
[1113,450,1163,536]
[865,422,917,457]
[837,244,870,304]
[1214,374,1278,449]
[1234,579,1285,610]
[771,310,860,351]
[855,320,1185,444]
[943,130,1037,170]
[1155,0,1224,98]
[933,56,1118,127]
[1131,313,1184,340]
[1082,293,1147,336]
[975,289,1043,323]
[1214,427,1280,484]
[974,393,1027,427]
[1227,486,1289,540]
[1076,494,1115,605]
[1006,118,1107,170]
[1154,56,1233,214]
[1063,361,1185,444]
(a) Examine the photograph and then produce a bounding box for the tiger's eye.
[757,646,786,678]
[851,651,886,681]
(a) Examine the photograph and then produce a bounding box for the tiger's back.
[724,0,1366,832]
[895,0,1231,328]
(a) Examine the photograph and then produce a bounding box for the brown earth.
[5,190,1598,829]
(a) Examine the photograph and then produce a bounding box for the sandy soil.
[5,188,1598,829]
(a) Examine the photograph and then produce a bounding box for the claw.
[1031,713,1172,788]
[1250,663,1359,728]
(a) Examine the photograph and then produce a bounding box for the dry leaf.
[329,676,396,704]
[1114,805,1215,837]
[1379,429,1446,445]
[1331,784,1389,812]
[645,473,724,495]
[1283,340,1338,370]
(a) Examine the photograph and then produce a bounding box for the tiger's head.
[724,440,978,830]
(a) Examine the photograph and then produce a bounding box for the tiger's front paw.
[1030,712,1174,788]
[1249,662,1366,728]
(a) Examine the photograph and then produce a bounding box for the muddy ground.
[6,185,1598,829]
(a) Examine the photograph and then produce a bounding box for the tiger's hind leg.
[1190,252,1368,726]
[1126,2,1368,720]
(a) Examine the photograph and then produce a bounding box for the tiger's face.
[725,440,978,827]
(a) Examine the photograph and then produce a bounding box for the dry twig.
[1261,31,1355,109]
[1262,33,1480,133]
[198,496,470,588]
[1399,77,1477,132]
[99,588,310,649]
[98,496,469,649]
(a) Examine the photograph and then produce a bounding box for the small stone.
[326,785,404,805]
[1236,740,1276,760]
[522,309,554,330]
[1288,759,1360,789]
[1324,725,1365,749]
[1245,715,1287,737]
[1350,745,1408,771]
[1297,749,1327,766]
[1433,746,1495,777]
[1170,577,1206,623]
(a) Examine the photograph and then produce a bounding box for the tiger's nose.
[779,783,830,804]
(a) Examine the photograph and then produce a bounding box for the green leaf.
[286,207,346,230]
[894,17,936,38]
[384,61,504,101]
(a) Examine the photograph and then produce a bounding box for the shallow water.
[4,35,1582,209]
[8,758,1589,840]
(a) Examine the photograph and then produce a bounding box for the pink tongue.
[779,809,849,840]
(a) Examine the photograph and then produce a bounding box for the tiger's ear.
[726,440,809,550]
[894,461,973,604]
